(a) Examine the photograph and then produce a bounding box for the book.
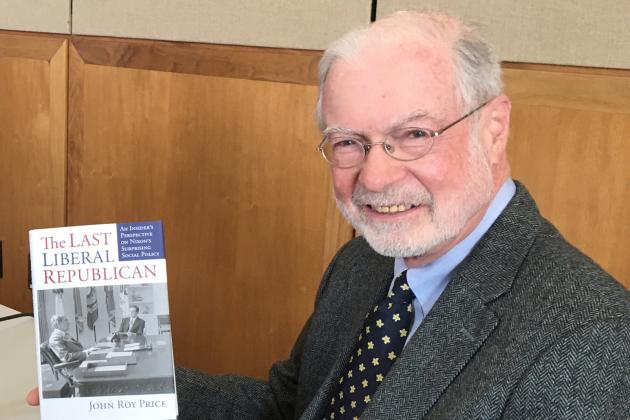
[30,221,178,420]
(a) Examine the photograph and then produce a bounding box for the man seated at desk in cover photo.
[48,315,96,363]
[117,305,145,336]
[28,9,630,419]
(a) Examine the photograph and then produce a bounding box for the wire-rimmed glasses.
[316,100,490,168]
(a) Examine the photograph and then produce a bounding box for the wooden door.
[67,37,353,378]
[0,32,67,312]
[505,64,630,288]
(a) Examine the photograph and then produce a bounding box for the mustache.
[351,183,433,207]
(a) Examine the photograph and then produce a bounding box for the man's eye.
[391,128,429,144]
[332,139,359,149]
[406,129,428,138]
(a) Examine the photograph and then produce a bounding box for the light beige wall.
[72,0,372,50]
[378,0,630,69]
[0,1,628,69]
[0,0,70,34]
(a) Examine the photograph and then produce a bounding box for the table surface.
[0,304,40,420]
[73,334,175,386]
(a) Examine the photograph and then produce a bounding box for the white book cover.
[30,221,178,420]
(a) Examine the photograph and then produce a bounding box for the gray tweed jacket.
[176,182,630,419]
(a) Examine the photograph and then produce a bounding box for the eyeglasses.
[316,100,490,168]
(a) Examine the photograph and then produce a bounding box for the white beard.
[336,135,494,258]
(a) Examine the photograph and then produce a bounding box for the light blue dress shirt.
[391,179,516,344]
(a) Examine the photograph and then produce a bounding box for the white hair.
[316,10,503,130]
[50,314,67,329]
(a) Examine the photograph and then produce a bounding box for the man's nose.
[357,144,407,192]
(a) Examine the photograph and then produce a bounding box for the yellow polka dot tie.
[323,270,414,419]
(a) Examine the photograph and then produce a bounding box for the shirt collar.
[393,178,516,309]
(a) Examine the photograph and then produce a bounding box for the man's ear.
[483,95,511,164]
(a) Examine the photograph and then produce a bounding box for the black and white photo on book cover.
[30,221,178,420]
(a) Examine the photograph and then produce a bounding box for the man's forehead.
[334,39,452,76]
[322,43,457,131]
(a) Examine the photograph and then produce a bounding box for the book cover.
[30,221,178,420]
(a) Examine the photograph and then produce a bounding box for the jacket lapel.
[362,274,500,418]
[300,248,394,420]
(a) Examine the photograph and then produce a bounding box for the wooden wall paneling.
[68,37,353,378]
[70,36,321,85]
[0,32,67,311]
[503,64,630,288]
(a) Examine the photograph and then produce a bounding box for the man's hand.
[26,388,39,406]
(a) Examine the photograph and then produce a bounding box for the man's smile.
[367,203,419,214]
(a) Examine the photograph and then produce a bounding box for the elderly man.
[174,11,630,419]
[29,10,629,418]
[48,315,92,363]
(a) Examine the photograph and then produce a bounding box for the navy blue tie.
[324,270,415,419]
